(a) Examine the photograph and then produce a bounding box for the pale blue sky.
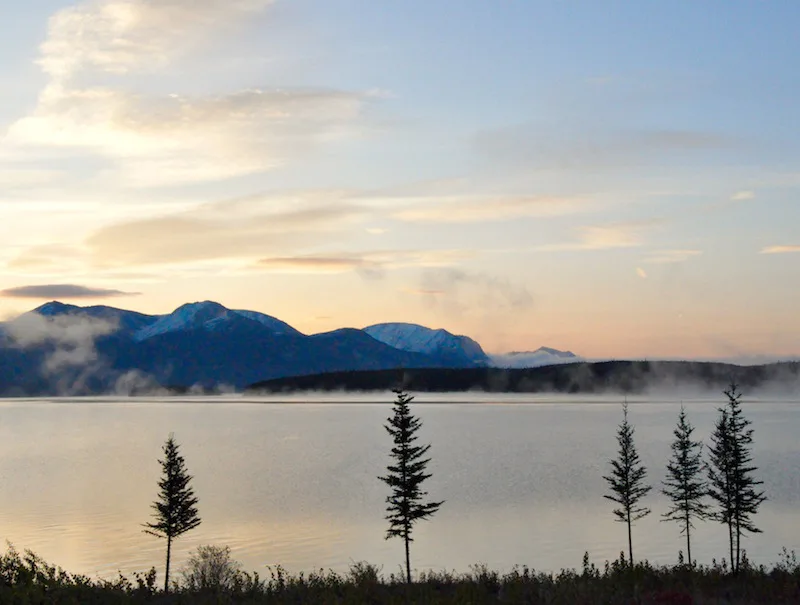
[1,0,798,359]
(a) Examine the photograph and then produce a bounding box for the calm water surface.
[0,394,797,579]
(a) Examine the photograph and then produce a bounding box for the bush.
[180,545,242,593]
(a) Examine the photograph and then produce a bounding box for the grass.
[1,544,799,604]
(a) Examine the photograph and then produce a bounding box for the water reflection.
[0,396,797,578]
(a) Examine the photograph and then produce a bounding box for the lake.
[0,393,797,580]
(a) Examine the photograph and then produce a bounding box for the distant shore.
[246,360,800,395]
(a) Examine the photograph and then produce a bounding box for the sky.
[1,0,799,360]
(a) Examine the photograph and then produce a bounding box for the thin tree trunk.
[404,530,411,584]
[735,517,741,573]
[685,513,692,568]
[728,519,734,574]
[627,510,633,567]
[402,441,410,585]
[165,535,172,593]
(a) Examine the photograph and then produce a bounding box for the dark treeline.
[246,360,800,394]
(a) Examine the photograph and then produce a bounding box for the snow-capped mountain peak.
[133,301,231,341]
[33,301,82,316]
[489,347,579,368]
[363,322,488,365]
[131,301,303,341]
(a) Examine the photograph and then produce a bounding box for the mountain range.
[0,300,578,396]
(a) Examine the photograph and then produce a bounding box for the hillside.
[246,360,800,395]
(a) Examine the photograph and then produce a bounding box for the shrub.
[180,545,242,593]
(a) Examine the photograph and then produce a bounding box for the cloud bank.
[5,0,368,186]
[1,284,140,298]
[761,245,800,254]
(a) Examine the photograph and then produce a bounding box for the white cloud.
[391,195,590,223]
[0,168,67,189]
[256,249,472,275]
[537,221,656,252]
[643,249,703,264]
[39,0,274,81]
[3,0,367,186]
[636,267,648,279]
[84,191,370,266]
[7,86,366,186]
[5,312,118,373]
[416,268,534,318]
[730,190,755,201]
[760,245,800,254]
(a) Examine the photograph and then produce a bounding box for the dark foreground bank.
[3,546,799,605]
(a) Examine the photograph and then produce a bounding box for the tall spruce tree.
[603,402,651,566]
[143,434,202,592]
[662,405,708,567]
[707,407,735,568]
[378,389,443,584]
[707,384,766,573]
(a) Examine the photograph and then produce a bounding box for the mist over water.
[0,394,797,579]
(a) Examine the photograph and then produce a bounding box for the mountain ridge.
[3,300,555,395]
[17,300,571,365]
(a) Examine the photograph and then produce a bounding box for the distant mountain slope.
[364,322,489,366]
[490,347,579,368]
[109,322,443,389]
[247,361,800,395]
[0,300,488,395]
[3,299,797,397]
[132,301,231,341]
[132,301,303,341]
[28,301,158,334]
[233,309,301,336]
[25,300,303,343]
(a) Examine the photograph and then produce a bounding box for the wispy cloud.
[537,221,659,252]
[416,268,534,318]
[84,191,370,267]
[0,284,140,299]
[8,87,367,186]
[5,312,118,377]
[643,249,703,264]
[256,249,472,276]
[760,245,800,254]
[474,125,738,172]
[0,168,67,189]
[5,0,367,186]
[39,0,274,81]
[5,245,88,272]
[730,190,755,201]
[392,195,590,223]
[257,256,381,275]
[404,288,447,296]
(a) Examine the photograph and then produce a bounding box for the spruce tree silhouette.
[603,402,651,567]
[378,389,443,584]
[143,434,201,592]
[662,405,709,567]
[707,383,766,574]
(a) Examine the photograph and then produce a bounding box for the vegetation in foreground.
[2,544,799,604]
